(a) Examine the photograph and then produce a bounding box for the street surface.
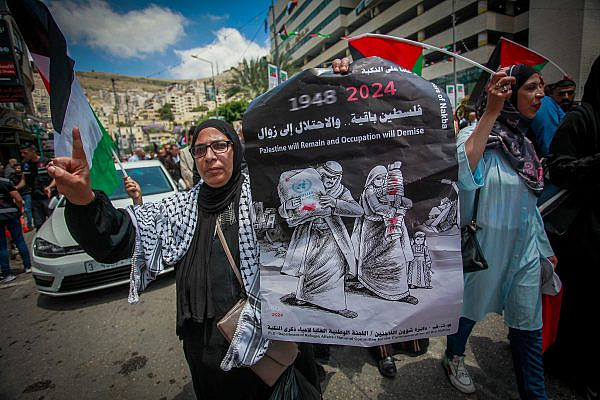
[0,232,581,400]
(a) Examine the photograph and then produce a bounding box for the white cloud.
[48,0,187,58]
[206,13,229,22]
[171,28,269,79]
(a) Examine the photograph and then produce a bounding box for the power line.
[146,7,269,78]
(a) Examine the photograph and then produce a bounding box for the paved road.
[0,233,581,399]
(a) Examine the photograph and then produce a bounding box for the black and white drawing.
[243,56,463,346]
[420,180,459,233]
[350,162,418,304]
[277,161,363,319]
[407,231,433,289]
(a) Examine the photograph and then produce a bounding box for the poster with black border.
[243,56,462,346]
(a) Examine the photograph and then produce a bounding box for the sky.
[45,0,273,80]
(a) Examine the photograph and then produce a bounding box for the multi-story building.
[269,0,599,97]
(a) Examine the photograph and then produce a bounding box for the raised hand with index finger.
[47,127,95,205]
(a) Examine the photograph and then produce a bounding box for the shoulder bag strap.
[215,223,244,289]
[471,188,481,224]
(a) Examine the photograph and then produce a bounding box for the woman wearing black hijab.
[442,65,555,399]
[49,119,319,399]
[545,55,600,398]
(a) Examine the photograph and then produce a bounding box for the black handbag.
[461,188,488,273]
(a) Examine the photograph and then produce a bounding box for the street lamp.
[190,54,219,117]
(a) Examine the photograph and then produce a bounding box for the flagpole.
[452,0,457,111]
[500,37,567,77]
[270,0,281,85]
[348,33,495,75]
[111,148,128,178]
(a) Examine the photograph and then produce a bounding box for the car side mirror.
[177,179,187,191]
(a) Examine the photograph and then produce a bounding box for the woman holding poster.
[351,163,418,304]
[46,121,320,399]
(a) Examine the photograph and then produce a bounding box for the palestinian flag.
[469,37,549,109]
[348,34,423,75]
[7,0,120,195]
[310,33,331,39]
[498,37,547,71]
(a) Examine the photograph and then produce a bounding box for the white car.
[31,160,183,296]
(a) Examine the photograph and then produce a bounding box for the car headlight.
[33,238,84,258]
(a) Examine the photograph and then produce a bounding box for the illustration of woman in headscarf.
[407,231,432,289]
[351,163,418,304]
[278,161,363,318]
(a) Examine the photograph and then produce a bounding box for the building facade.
[269,0,600,99]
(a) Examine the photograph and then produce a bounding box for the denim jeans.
[0,218,32,275]
[446,317,547,399]
[23,194,33,229]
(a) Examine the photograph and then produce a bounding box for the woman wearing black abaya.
[545,55,600,399]
[48,120,319,399]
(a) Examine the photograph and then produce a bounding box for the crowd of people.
[0,53,592,399]
[0,144,57,284]
[124,142,197,190]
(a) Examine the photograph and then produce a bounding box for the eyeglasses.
[190,140,232,158]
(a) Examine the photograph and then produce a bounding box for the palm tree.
[226,57,268,100]
[227,53,302,100]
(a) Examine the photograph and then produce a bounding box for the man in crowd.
[164,144,182,183]
[128,147,147,162]
[12,163,33,231]
[0,176,32,282]
[530,77,576,157]
[20,145,55,230]
[3,158,18,178]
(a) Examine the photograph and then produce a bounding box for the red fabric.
[541,288,563,353]
[499,38,546,68]
[348,36,423,74]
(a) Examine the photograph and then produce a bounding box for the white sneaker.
[24,267,32,273]
[1,274,16,284]
[442,354,476,394]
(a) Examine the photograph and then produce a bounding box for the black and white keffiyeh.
[126,176,269,370]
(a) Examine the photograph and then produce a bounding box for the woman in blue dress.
[442,65,556,399]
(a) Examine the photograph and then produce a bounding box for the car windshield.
[110,166,174,200]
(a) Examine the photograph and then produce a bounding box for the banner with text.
[244,56,462,346]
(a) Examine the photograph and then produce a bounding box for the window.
[110,166,175,200]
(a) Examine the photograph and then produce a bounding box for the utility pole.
[190,55,218,118]
[124,92,135,150]
[452,0,458,113]
[270,0,281,84]
[111,78,124,154]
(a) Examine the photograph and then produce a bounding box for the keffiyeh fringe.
[126,176,269,369]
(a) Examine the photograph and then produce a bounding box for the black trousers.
[31,197,51,229]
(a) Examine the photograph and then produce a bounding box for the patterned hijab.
[478,64,544,194]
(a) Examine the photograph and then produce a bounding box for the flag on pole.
[7,0,120,195]
[348,35,424,75]
[287,0,299,15]
[469,37,549,109]
[497,37,548,71]
[309,33,331,39]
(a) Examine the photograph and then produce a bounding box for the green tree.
[227,54,302,101]
[226,57,268,100]
[195,99,249,124]
[158,103,174,121]
[191,105,209,112]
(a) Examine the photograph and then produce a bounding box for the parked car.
[31,160,180,296]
